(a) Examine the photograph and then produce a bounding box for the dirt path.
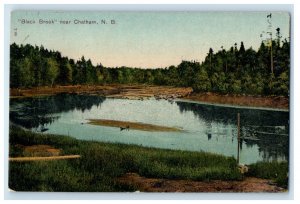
[118,173,285,192]
[9,155,81,162]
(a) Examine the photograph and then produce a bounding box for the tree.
[241,73,253,94]
[257,42,269,74]
[226,47,237,73]
[86,59,97,84]
[266,73,276,95]
[221,46,228,73]
[208,48,214,71]
[243,47,257,72]
[144,70,154,84]
[47,58,59,87]
[178,61,194,86]
[193,69,211,92]
[19,57,34,87]
[276,27,282,47]
[57,58,72,85]
[73,56,87,84]
[10,59,21,88]
[239,41,245,54]
[274,71,289,96]
[153,69,164,85]
[210,72,226,93]
[253,72,265,95]
[9,40,289,97]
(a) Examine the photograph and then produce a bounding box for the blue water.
[10,94,289,164]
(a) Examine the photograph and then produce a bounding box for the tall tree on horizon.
[209,48,214,71]
[47,57,59,87]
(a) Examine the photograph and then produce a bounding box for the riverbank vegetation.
[10,30,289,97]
[246,161,289,189]
[9,125,241,191]
[9,125,288,192]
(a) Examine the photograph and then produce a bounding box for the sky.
[10,11,290,68]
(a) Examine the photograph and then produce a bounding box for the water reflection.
[175,101,289,161]
[10,93,106,129]
[9,94,289,163]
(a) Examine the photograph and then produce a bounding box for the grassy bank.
[246,161,289,189]
[9,125,288,191]
[9,125,242,191]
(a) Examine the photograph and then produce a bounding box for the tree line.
[10,36,289,96]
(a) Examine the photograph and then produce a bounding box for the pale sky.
[11,11,290,68]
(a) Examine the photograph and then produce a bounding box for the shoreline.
[10,84,289,110]
[177,98,289,112]
[9,126,288,192]
[185,92,289,111]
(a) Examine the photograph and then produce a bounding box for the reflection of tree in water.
[10,93,106,129]
[241,126,289,161]
[176,101,289,161]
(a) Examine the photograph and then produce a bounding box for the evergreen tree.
[9,39,290,97]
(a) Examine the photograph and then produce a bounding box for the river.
[10,94,289,164]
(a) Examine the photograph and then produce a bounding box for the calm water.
[10,94,289,164]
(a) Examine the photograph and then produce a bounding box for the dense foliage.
[10,37,290,96]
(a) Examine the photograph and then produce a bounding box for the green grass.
[10,124,286,192]
[245,161,289,189]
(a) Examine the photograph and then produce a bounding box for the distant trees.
[57,58,72,85]
[10,36,290,96]
[46,57,58,87]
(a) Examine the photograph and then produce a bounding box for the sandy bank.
[10,84,192,99]
[184,92,289,110]
[88,119,183,132]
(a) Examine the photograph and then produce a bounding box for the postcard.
[9,10,290,192]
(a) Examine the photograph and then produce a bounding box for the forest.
[10,30,290,97]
